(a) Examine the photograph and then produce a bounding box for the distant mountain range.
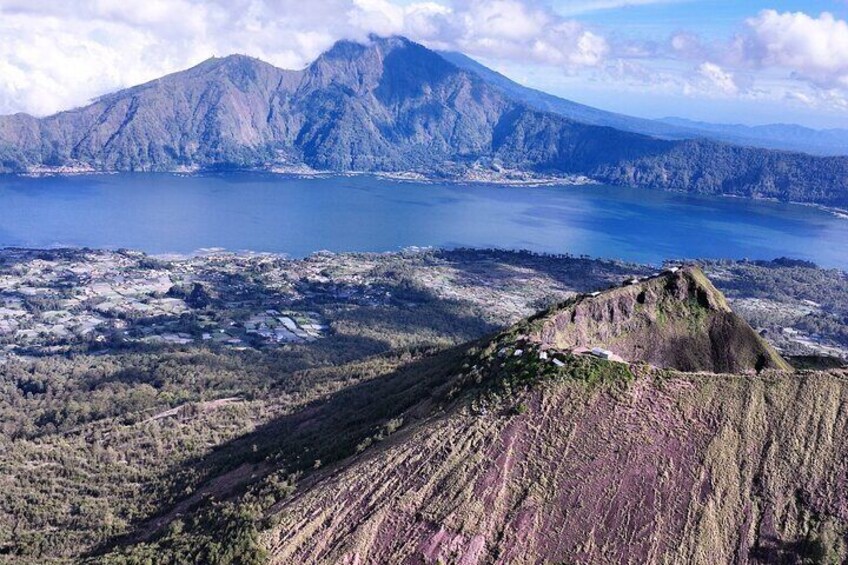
[657,117,848,156]
[1,35,847,208]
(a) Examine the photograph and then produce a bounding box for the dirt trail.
[143,397,244,423]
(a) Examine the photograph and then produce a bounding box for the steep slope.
[92,268,848,564]
[262,367,848,564]
[253,272,848,565]
[0,55,303,171]
[440,50,848,156]
[437,50,699,140]
[1,36,847,207]
[527,267,790,373]
[290,38,511,171]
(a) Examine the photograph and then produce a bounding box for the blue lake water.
[0,173,846,269]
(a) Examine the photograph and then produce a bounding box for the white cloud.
[463,0,548,40]
[5,1,846,122]
[697,62,738,95]
[783,87,848,112]
[599,58,736,100]
[597,10,848,111]
[401,1,609,68]
[348,0,406,36]
[742,10,848,89]
[0,0,609,116]
[669,32,706,59]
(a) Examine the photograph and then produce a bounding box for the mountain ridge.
[254,270,848,564]
[96,266,848,565]
[1,35,847,207]
[97,266,833,563]
[261,363,848,564]
[658,116,848,156]
[439,50,848,156]
[437,50,698,141]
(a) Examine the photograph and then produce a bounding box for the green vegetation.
[788,355,847,371]
[0,342,471,561]
[0,249,845,563]
[552,355,635,386]
[464,333,635,418]
[100,503,267,565]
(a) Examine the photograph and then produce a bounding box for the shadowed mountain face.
[254,271,848,564]
[529,267,791,373]
[84,267,848,564]
[1,36,847,207]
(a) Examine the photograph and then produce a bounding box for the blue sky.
[1,0,847,129]
[571,1,847,32]
[497,0,848,127]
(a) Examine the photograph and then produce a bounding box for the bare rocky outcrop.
[254,270,847,564]
[262,367,848,564]
[528,267,791,373]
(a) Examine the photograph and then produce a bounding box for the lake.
[0,173,846,269]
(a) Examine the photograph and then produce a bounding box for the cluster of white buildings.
[244,310,326,343]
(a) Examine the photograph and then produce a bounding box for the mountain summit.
[527,266,790,373]
[250,270,848,564]
[98,268,848,565]
[1,36,846,207]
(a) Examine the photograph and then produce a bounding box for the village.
[0,248,333,358]
[0,247,845,363]
[0,247,623,359]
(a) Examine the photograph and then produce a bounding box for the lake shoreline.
[0,173,845,269]
[6,168,847,216]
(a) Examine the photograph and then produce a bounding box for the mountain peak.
[314,34,405,66]
[302,34,463,103]
[187,53,284,77]
[258,272,829,565]
[203,53,267,66]
[314,34,446,70]
[322,34,412,55]
[518,266,790,373]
